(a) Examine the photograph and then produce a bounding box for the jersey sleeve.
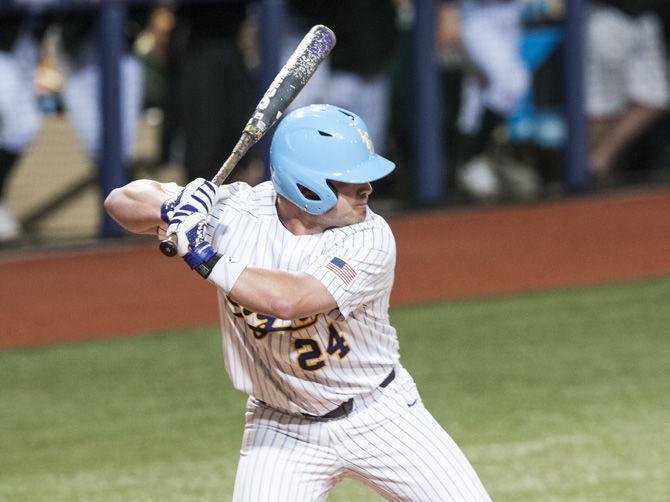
[304,222,396,318]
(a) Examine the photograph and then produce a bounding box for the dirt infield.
[2,186,669,349]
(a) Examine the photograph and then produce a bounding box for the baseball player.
[105,104,491,501]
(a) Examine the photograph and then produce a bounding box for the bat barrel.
[243,25,336,143]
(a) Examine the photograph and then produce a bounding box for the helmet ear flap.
[326,180,339,198]
[297,181,339,205]
[297,184,320,201]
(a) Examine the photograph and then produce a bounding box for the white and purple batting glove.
[160,190,182,224]
[166,211,209,257]
[160,178,218,224]
[165,178,222,276]
[166,210,222,278]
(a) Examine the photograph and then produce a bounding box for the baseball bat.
[159,24,336,257]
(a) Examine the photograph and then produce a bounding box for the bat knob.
[159,238,178,257]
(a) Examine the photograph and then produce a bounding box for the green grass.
[1,276,669,501]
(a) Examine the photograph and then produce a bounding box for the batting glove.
[166,205,225,279]
[164,178,218,253]
[160,190,182,224]
[160,178,218,224]
[165,179,226,278]
[165,179,216,251]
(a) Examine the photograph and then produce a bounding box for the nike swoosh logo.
[407,399,418,407]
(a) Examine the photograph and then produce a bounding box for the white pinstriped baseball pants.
[457,1,529,134]
[60,41,143,162]
[0,34,42,152]
[233,366,491,501]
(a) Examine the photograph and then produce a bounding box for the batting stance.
[105,104,491,501]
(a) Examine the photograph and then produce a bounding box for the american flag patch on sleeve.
[325,257,357,285]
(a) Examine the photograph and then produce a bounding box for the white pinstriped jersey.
[161,181,492,501]
[205,181,399,416]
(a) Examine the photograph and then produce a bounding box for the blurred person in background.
[0,3,46,241]
[629,1,670,178]
[51,5,148,169]
[441,0,532,202]
[164,0,262,186]
[388,0,467,205]
[133,6,175,114]
[585,0,670,186]
[280,0,400,157]
[433,0,468,201]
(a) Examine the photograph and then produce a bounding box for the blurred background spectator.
[0,4,46,241]
[585,0,670,187]
[52,6,148,164]
[163,0,262,186]
[448,0,533,202]
[270,0,401,202]
[280,0,399,155]
[133,6,174,114]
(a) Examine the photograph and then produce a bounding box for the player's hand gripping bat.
[159,24,336,257]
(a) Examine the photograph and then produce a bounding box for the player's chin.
[331,205,367,226]
[352,205,368,223]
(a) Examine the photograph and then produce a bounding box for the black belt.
[301,368,396,421]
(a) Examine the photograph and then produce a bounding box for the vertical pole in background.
[258,0,285,180]
[562,0,588,191]
[98,0,126,237]
[412,0,445,205]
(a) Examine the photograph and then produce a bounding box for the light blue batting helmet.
[269,104,396,215]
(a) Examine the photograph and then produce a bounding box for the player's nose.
[358,183,373,198]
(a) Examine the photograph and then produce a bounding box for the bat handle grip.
[158,130,247,257]
[159,234,179,257]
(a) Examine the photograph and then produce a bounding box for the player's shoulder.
[330,208,396,247]
[221,181,277,215]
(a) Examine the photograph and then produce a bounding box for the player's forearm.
[226,267,337,320]
[104,179,169,235]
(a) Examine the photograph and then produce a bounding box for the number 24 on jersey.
[294,324,350,371]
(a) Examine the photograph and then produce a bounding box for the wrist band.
[193,253,222,279]
[208,254,246,293]
[184,242,220,278]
